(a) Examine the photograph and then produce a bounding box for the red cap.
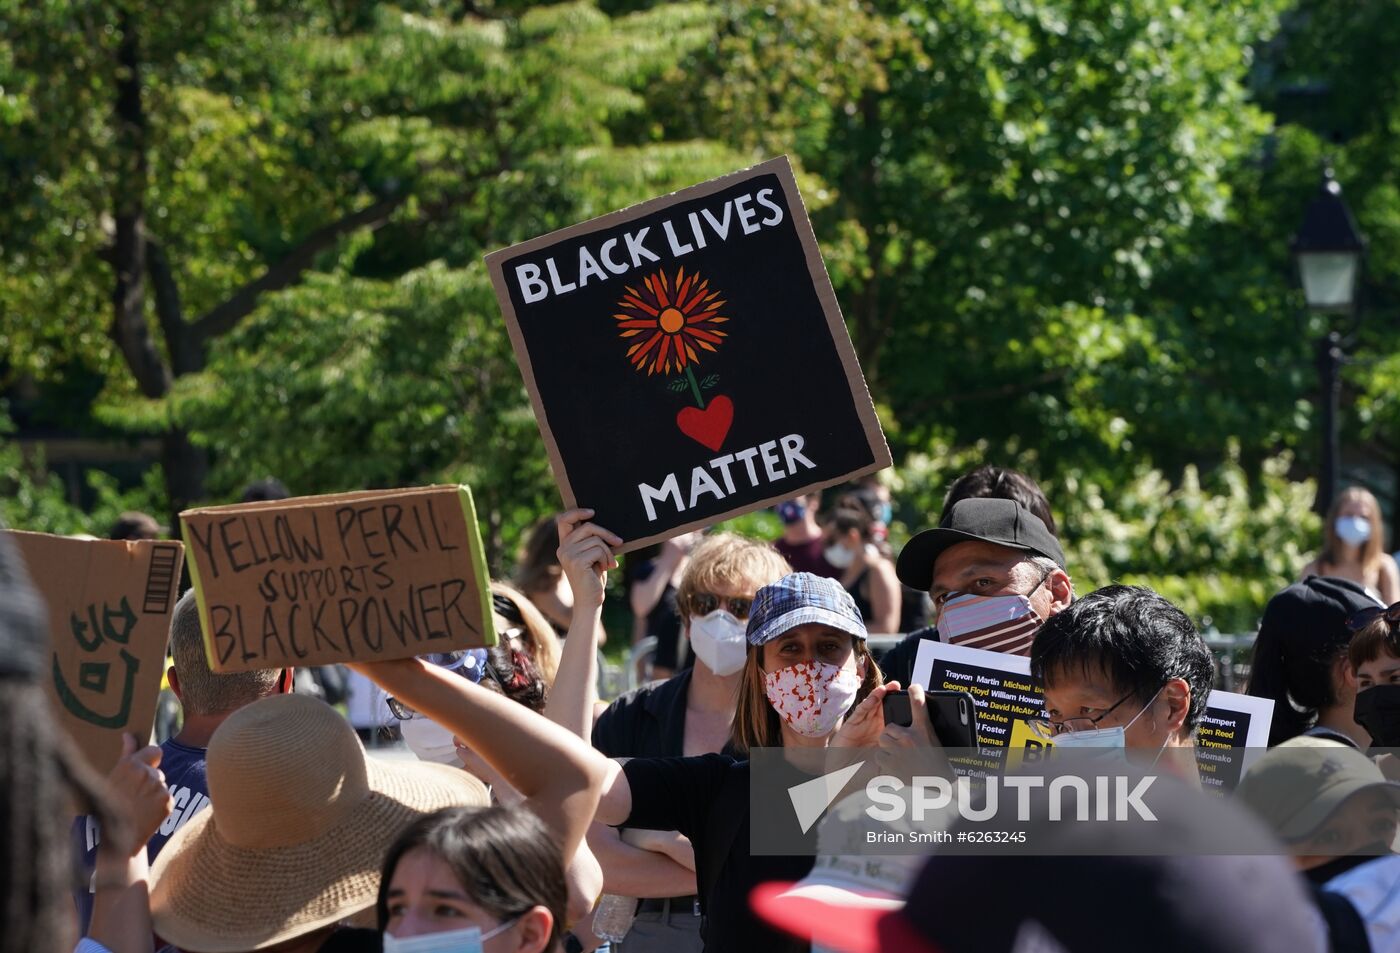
[750,882,942,953]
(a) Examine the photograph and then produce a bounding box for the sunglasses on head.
[1345,601,1400,633]
[687,592,754,620]
[388,649,505,720]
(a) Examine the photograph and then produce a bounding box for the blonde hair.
[1320,487,1386,582]
[676,533,792,620]
[729,637,882,757]
[490,582,561,688]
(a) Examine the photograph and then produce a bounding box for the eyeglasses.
[1026,691,1136,740]
[388,648,506,721]
[687,592,754,620]
[1345,601,1400,633]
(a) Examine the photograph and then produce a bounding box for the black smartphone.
[882,689,978,748]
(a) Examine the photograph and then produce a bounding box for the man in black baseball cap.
[894,498,1073,657]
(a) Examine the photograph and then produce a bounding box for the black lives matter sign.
[486,156,891,549]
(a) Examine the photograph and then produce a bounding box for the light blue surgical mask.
[1050,686,1164,751]
[1336,515,1372,547]
[382,917,517,953]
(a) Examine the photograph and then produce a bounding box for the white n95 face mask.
[399,717,459,766]
[824,544,856,569]
[689,609,748,676]
[383,919,516,953]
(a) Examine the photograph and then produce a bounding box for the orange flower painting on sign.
[614,267,734,451]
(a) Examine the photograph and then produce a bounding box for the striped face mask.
[935,570,1050,656]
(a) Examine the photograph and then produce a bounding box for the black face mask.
[1354,684,1400,747]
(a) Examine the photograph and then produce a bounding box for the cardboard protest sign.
[912,641,1274,791]
[181,485,495,673]
[7,530,184,773]
[485,156,892,550]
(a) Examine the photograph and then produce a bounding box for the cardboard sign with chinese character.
[7,531,184,773]
[181,485,495,673]
[485,156,892,551]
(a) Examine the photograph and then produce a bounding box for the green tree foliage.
[656,0,1299,481]
[2,0,1381,625]
[1259,3,1400,493]
[0,407,166,536]
[1,0,744,548]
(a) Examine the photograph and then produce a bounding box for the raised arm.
[545,508,621,738]
[628,536,691,620]
[88,734,173,953]
[350,657,610,864]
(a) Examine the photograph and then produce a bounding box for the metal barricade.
[865,633,904,661]
[624,636,659,694]
[1204,631,1255,692]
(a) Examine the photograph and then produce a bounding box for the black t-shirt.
[593,668,741,760]
[626,556,687,670]
[879,625,940,687]
[621,754,814,953]
[594,668,693,759]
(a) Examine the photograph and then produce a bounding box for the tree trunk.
[110,9,169,401]
[162,429,207,532]
[110,9,205,528]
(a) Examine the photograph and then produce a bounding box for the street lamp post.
[1291,167,1366,515]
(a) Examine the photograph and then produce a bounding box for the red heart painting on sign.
[676,396,734,452]
[614,267,734,451]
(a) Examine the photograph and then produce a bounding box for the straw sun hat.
[151,693,488,951]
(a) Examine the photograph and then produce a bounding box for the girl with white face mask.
[821,504,902,635]
[582,564,897,953]
[392,584,605,948]
[1303,486,1400,605]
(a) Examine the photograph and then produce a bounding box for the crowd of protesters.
[6,466,1400,953]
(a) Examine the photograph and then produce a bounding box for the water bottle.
[591,893,637,943]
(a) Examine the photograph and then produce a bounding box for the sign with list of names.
[912,640,1273,792]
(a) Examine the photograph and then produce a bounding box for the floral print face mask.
[763,659,861,738]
